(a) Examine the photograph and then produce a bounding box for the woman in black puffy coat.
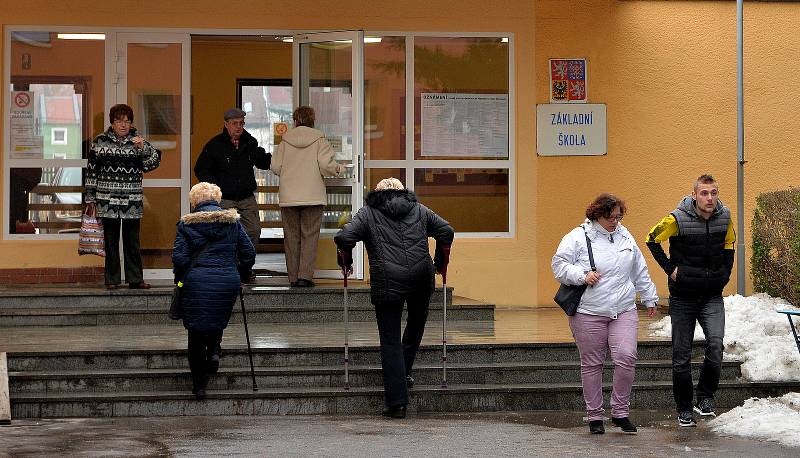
[334,178,454,418]
[172,182,256,399]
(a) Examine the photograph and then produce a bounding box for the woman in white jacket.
[552,193,658,435]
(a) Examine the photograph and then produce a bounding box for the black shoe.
[694,398,716,417]
[382,404,407,419]
[128,281,151,289]
[294,278,315,287]
[194,388,206,400]
[678,410,697,427]
[207,353,220,374]
[406,375,415,389]
[589,420,605,434]
[611,417,637,433]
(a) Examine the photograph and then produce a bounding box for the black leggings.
[374,291,431,408]
[187,330,223,389]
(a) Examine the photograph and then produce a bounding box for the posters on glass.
[420,93,508,158]
[10,91,43,159]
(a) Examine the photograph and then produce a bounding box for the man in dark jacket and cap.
[194,108,271,252]
[334,177,454,419]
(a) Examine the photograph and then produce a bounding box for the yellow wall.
[3,1,800,307]
[535,0,800,305]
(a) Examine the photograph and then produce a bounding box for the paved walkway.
[1,410,795,456]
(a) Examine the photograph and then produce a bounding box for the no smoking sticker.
[14,92,31,108]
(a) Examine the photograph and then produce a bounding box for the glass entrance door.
[115,33,190,279]
[293,31,364,279]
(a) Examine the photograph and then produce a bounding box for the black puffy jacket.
[647,197,734,299]
[334,189,454,306]
[194,128,271,201]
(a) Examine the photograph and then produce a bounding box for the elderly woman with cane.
[552,193,658,434]
[172,182,256,400]
[334,178,454,418]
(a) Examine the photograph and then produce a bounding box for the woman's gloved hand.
[434,243,452,283]
[337,248,353,276]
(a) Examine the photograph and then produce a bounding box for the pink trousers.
[568,309,639,421]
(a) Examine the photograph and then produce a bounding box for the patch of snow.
[648,293,800,381]
[710,393,800,448]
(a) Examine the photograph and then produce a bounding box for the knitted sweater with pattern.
[84,127,160,219]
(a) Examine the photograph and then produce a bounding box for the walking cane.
[338,249,351,391]
[440,246,451,389]
[239,287,258,392]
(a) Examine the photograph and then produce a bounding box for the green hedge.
[751,188,800,306]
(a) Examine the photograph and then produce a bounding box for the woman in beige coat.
[271,106,344,287]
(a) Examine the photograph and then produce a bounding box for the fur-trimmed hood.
[365,189,418,219]
[180,208,240,225]
[177,201,240,243]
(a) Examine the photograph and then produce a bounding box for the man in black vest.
[645,174,735,428]
[195,108,271,252]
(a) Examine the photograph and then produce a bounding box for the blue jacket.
[172,201,256,331]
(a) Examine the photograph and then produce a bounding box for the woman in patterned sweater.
[84,104,160,289]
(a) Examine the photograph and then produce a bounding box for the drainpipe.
[737,0,746,295]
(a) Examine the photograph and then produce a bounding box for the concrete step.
[9,360,743,394]
[0,285,450,308]
[11,380,800,418]
[6,342,708,371]
[0,288,494,327]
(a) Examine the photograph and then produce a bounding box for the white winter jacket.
[552,220,658,319]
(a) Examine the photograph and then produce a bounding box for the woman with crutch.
[172,182,256,400]
[334,178,454,418]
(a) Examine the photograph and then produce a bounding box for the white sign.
[536,103,606,156]
[421,93,508,158]
[10,91,43,159]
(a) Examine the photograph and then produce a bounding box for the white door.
[293,31,364,279]
[112,33,191,280]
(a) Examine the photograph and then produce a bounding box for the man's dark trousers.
[373,292,430,408]
[669,295,725,412]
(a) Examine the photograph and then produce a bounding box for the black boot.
[589,420,605,434]
[382,404,407,419]
[207,352,220,374]
[611,417,637,433]
[192,373,208,400]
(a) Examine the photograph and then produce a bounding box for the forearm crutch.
[338,249,351,390]
[441,273,448,388]
[239,288,258,392]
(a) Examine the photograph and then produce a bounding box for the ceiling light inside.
[57,33,106,40]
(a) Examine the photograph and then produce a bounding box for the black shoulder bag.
[553,229,596,316]
[169,242,211,320]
